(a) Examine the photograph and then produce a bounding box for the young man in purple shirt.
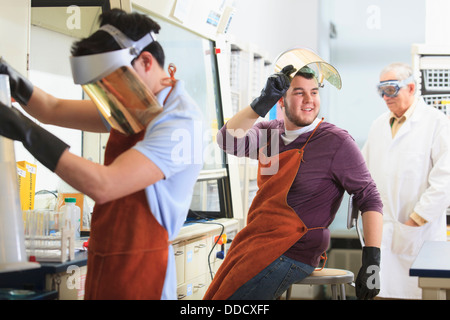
[204,65,383,300]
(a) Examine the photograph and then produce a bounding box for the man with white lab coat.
[362,62,450,299]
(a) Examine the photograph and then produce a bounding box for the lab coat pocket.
[391,222,424,256]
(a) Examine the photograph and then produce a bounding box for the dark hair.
[294,67,316,80]
[71,8,165,68]
[282,67,317,98]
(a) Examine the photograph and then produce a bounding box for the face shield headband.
[377,75,414,98]
[70,24,162,136]
[274,47,342,90]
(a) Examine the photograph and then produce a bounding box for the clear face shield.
[70,24,162,136]
[274,47,342,90]
[377,76,414,98]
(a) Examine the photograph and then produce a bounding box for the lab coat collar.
[389,97,418,123]
[389,97,425,142]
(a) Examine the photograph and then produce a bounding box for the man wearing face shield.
[204,48,383,300]
[0,9,202,300]
[362,63,450,299]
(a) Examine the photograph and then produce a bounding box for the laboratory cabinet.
[173,218,239,300]
[0,249,88,300]
[412,43,450,118]
[412,44,450,224]
[223,38,272,225]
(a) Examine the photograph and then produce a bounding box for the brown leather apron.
[204,121,323,300]
[84,129,169,300]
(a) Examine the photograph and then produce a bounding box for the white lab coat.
[362,97,450,299]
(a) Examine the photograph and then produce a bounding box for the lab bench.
[410,241,450,300]
[0,219,239,300]
[0,249,88,300]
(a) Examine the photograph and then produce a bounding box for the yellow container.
[17,161,37,211]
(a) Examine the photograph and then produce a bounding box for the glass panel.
[132,8,230,218]
[190,180,220,213]
[133,8,225,172]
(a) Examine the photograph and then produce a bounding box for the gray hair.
[380,62,414,82]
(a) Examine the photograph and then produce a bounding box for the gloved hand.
[0,101,69,172]
[355,246,381,300]
[250,64,296,117]
[0,57,34,105]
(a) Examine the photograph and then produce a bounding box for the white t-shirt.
[133,80,203,299]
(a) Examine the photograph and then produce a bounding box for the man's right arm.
[224,64,295,137]
[224,105,260,138]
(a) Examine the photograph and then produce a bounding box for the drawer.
[185,236,208,281]
[184,274,208,300]
[177,283,187,300]
[173,241,185,285]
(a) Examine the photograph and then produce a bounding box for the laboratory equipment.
[274,47,342,90]
[0,74,39,273]
[60,197,80,239]
[24,209,74,263]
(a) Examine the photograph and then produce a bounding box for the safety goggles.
[377,76,413,98]
[70,24,162,135]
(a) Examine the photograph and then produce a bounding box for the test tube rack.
[24,210,75,263]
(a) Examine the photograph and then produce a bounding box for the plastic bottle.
[60,197,80,239]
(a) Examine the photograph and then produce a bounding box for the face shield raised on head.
[70,24,162,136]
[274,47,342,90]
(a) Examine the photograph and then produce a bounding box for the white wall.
[324,0,426,230]
[327,0,426,147]
[426,0,450,45]
[227,0,320,61]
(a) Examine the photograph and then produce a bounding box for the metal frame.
[347,194,365,247]
[31,0,111,11]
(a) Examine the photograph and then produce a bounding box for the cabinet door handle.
[194,283,206,289]
[195,244,206,249]
[178,294,187,299]
[174,251,184,256]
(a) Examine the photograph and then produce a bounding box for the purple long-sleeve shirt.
[218,119,382,267]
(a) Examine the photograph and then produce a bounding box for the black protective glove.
[0,57,34,105]
[250,64,296,117]
[355,246,381,300]
[0,101,69,172]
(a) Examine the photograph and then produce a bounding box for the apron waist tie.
[315,252,328,271]
[305,225,327,271]
[89,243,171,258]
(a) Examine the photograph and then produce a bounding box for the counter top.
[410,241,450,278]
[39,250,88,274]
[175,218,239,243]
[0,219,239,292]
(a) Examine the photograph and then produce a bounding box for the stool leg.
[286,286,292,300]
[340,284,346,300]
[331,284,338,300]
